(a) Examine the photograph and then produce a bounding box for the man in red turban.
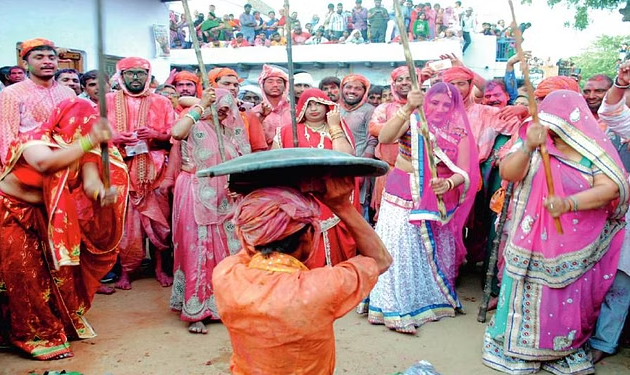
[0,38,75,166]
[534,76,580,101]
[105,57,178,290]
[253,64,292,147]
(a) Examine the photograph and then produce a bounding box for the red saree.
[0,98,129,360]
[275,88,361,268]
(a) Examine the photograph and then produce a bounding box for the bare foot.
[155,254,173,287]
[591,349,609,364]
[155,270,173,287]
[188,321,208,334]
[115,272,132,290]
[96,284,116,295]
[394,324,417,335]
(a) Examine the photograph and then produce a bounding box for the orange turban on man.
[340,74,371,111]
[208,68,244,87]
[20,38,55,58]
[442,66,476,102]
[173,71,202,98]
[533,76,580,101]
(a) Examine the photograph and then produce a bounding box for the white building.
[0,0,502,85]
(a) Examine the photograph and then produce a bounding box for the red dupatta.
[1,98,129,270]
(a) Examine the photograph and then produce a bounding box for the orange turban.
[340,74,371,111]
[173,71,202,98]
[208,67,244,88]
[20,38,55,58]
[534,76,580,101]
[442,66,475,84]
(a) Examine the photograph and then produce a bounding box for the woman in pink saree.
[169,88,251,334]
[360,82,479,334]
[482,90,629,375]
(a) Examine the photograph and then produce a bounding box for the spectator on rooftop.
[239,4,257,44]
[255,32,271,47]
[270,32,287,46]
[306,28,329,45]
[339,30,351,43]
[412,12,429,41]
[292,24,311,45]
[230,32,251,48]
[368,0,389,43]
[264,11,279,38]
[344,29,365,44]
[352,0,369,40]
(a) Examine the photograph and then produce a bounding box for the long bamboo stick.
[393,1,446,220]
[95,0,110,189]
[508,0,563,234]
[181,0,226,162]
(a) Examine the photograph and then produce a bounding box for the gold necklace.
[303,122,329,149]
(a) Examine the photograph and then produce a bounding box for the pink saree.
[483,91,629,375]
[170,89,251,322]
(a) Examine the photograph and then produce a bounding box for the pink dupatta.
[408,82,480,268]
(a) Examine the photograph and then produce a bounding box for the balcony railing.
[496,37,515,62]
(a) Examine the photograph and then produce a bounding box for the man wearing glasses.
[105,57,178,291]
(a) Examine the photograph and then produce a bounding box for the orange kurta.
[214,250,379,375]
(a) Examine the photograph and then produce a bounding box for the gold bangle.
[395,109,409,121]
[446,178,454,191]
[331,133,346,141]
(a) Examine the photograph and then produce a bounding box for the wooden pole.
[477,182,513,323]
[96,0,110,189]
[181,0,226,162]
[507,0,562,234]
[284,0,298,147]
[393,1,446,220]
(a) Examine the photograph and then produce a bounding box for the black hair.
[236,32,244,38]
[23,45,57,61]
[368,85,383,96]
[54,68,79,80]
[255,224,311,258]
[319,76,341,90]
[79,69,104,87]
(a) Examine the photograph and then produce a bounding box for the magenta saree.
[483,90,629,375]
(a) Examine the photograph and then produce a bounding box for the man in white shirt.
[461,7,476,53]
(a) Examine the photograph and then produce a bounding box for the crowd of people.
[1,32,630,375]
[168,1,507,52]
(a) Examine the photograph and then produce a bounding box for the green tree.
[521,0,630,29]
[571,34,628,82]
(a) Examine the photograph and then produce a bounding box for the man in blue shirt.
[239,4,257,44]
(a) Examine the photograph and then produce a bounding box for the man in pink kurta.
[0,38,75,166]
[106,57,176,290]
[252,64,292,147]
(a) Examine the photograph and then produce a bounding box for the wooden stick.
[393,1,446,220]
[284,0,298,148]
[478,182,513,323]
[507,0,562,234]
[181,0,226,162]
[95,0,110,189]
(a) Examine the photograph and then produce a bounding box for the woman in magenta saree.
[482,90,629,375]
[0,98,129,360]
[361,82,479,334]
[169,88,251,334]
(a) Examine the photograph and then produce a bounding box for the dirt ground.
[2,272,629,375]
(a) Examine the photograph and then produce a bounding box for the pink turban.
[115,57,152,97]
[232,187,321,256]
[534,76,580,101]
[442,66,475,84]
